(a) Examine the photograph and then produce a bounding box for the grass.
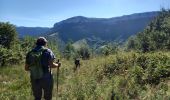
[0,65,33,100]
[0,51,170,100]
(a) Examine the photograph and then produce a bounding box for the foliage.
[63,41,76,59]
[0,22,17,49]
[20,36,35,55]
[127,9,170,52]
[47,39,60,58]
[0,22,24,66]
[100,43,118,56]
[77,42,91,60]
[126,36,140,50]
[1,52,170,99]
[0,22,60,67]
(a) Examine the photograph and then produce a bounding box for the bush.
[0,45,23,67]
[0,22,17,49]
[77,44,91,60]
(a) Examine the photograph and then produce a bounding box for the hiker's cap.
[36,37,48,46]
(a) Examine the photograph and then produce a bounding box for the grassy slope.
[0,51,170,100]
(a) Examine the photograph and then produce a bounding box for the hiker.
[25,37,61,100]
[74,58,80,72]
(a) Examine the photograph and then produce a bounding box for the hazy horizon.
[0,0,169,27]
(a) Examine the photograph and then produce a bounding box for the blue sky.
[0,0,169,27]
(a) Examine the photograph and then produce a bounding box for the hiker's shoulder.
[43,48,55,58]
[43,48,53,53]
[26,50,33,56]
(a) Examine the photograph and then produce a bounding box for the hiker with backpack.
[25,37,61,100]
[74,58,80,72]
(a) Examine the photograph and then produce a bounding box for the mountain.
[16,27,50,37]
[49,11,159,42]
[16,11,159,43]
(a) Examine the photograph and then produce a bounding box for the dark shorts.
[31,73,53,100]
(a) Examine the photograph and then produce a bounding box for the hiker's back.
[26,47,47,79]
[75,59,80,65]
[25,37,59,100]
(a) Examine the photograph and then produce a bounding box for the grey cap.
[36,37,48,46]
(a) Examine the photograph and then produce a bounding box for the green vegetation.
[0,22,17,49]
[0,22,23,66]
[0,9,170,99]
[127,9,170,52]
[0,52,170,99]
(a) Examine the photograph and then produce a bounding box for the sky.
[0,0,170,27]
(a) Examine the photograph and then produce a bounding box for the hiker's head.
[36,37,48,46]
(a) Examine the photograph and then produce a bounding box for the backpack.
[27,47,47,80]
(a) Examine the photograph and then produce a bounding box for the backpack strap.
[40,47,52,74]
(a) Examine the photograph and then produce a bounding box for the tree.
[47,39,60,58]
[0,45,8,66]
[127,36,139,50]
[0,22,18,48]
[126,9,170,52]
[63,41,75,59]
[77,42,91,60]
[0,22,26,66]
[20,36,35,54]
[137,32,151,52]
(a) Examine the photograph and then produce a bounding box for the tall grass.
[0,65,33,100]
[0,51,170,100]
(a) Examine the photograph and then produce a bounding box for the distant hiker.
[74,58,80,72]
[25,37,61,100]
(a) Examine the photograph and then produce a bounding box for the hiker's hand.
[55,59,61,67]
[25,64,30,71]
[58,62,61,67]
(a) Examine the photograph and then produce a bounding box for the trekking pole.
[56,59,60,98]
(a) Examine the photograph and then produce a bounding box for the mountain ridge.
[54,11,158,25]
[50,11,159,42]
[16,11,159,43]
[16,27,50,37]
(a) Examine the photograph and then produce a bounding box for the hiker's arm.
[49,60,61,68]
[47,49,61,68]
[25,64,30,71]
[25,52,31,71]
